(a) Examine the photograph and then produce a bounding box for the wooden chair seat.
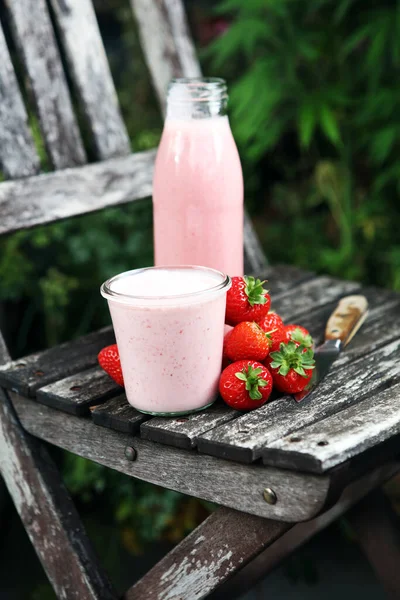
[2,264,400,524]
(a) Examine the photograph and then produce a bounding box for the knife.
[293,295,369,403]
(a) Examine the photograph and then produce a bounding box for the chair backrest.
[0,0,266,273]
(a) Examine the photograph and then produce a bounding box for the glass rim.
[100,265,231,303]
[169,77,226,86]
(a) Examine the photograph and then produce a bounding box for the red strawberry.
[98,344,124,387]
[219,360,273,410]
[284,324,314,348]
[225,276,271,326]
[224,321,270,362]
[257,312,286,353]
[222,328,233,370]
[267,341,315,394]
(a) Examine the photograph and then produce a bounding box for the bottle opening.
[167,77,228,119]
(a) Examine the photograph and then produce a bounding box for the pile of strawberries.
[220,276,315,410]
[98,276,315,413]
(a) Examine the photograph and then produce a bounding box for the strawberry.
[224,321,270,362]
[98,344,124,387]
[219,360,273,410]
[284,324,314,348]
[257,312,286,354]
[225,276,271,326]
[267,341,315,394]
[222,327,233,370]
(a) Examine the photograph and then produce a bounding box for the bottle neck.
[166,77,228,119]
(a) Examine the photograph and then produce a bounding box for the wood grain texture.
[12,393,331,522]
[198,338,400,464]
[0,327,115,397]
[130,0,201,111]
[124,507,291,600]
[4,0,86,168]
[273,276,360,322]
[36,367,120,416]
[264,382,400,473]
[261,264,314,296]
[0,150,155,235]
[91,394,149,434]
[0,22,40,179]
[243,211,268,274]
[49,0,131,159]
[141,402,238,449]
[0,387,117,600]
[210,460,400,600]
[285,286,400,352]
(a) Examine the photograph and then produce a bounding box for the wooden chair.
[1,1,400,598]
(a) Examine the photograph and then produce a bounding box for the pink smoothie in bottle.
[101,266,231,415]
[153,78,244,277]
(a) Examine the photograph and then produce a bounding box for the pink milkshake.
[101,266,231,415]
[153,78,244,277]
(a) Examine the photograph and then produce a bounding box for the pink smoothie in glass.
[101,266,231,415]
[153,79,244,277]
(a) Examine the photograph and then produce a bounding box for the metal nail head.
[125,446,137,461]
[263,487,277,505]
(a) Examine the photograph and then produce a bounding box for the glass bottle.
[153,77,244,277]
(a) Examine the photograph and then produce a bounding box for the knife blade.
[293,295,369,403]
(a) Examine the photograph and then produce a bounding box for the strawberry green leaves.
[244,276,269,306]
[270,341,315,378]
[235,364,269,400]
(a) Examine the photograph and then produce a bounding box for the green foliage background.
[1,0,400,564]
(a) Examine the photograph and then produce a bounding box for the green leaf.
[319,105,341,147]
[369,128,397,164]
[235,372,247,381]
[298,102,317,148]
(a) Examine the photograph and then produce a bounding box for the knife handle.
[325,295,369,347]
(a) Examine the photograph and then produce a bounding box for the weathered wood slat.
[4,0,86,169]
[141,402,238,449]
[0,388,117,599]
[49,0,131,159]
[0,327,115,397]
[130,0,201,112]
[0,150,155,235]
[0,333,117,598]
[0,22,40,179]
[210,461,400,600]
[243,211,268,273]
[273,275,360,321]
[36,367,120,416]
[11,393,331,522]
[263,382,400,473]
[91,394,148,434]
[286,286,400,348]
[197,338,400,464]
[124,507,292,600]
[261,264,314,296]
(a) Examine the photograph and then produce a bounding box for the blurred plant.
[63,454,214,551]
[205,0,399,287]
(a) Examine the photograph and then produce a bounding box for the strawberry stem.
[269,341,315,377]
[235,365,268,400]
[244,276,269,307]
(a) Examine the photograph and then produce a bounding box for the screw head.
[125,446,137,461]
[263,487,277,505]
